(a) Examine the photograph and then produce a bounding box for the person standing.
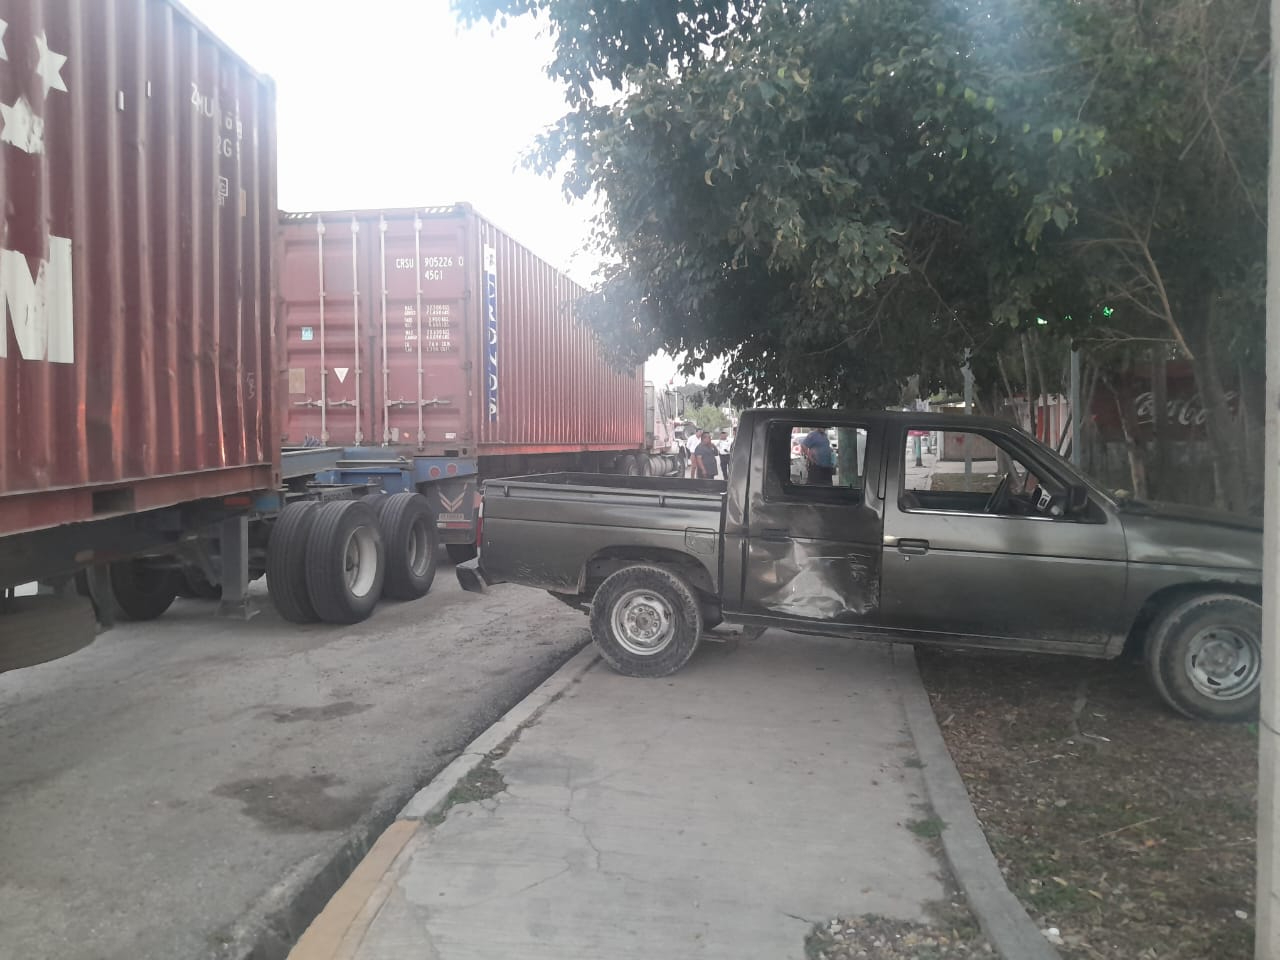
[693,431,720,479]
[800,427,835,485]
[685,429,701,478]
[716,429,733,478]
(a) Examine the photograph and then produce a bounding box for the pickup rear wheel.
[1145,592,1262,722]
[590,565,703,678]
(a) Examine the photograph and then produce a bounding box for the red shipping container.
[278,205,643,457]
[0,0,278,538]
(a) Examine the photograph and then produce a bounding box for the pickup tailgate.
[474,473,725,594]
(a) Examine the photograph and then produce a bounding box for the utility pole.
[1257,2,1280,954]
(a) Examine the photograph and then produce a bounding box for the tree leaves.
[457,0,1266,420]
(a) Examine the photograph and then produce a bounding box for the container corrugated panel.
[0,0,278,538]
[278,205,643,457]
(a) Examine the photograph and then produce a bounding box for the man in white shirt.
[716,430,733,477]
[685,430,700,477]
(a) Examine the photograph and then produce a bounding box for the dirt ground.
[916,647,1258,960]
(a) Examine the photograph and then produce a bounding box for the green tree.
[686,403,729,433]
[458,0,1267,509]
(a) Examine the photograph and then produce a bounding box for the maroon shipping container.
[278,206,643,457]
[0,0,277,539]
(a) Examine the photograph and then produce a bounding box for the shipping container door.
[280,217,372,445]
[373,214,470,450]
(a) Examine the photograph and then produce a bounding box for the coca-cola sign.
[1090,362,1239,441]
[1132,390,1239,430]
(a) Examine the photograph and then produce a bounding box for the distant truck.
[0,0,676,672]
[459,409,1263,722]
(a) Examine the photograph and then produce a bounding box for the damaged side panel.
[749,539,881,622]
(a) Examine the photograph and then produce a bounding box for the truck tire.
[446,543,478,564]
[1145,592,1261,722]
[306,500,386,624]
[267,502,321,624]
[375,493,438,601]
[590,565,703,678]
[108,561,180,621]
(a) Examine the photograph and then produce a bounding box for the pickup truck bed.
[475,473,726,597]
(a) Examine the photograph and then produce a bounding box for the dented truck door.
[730,414,884,627]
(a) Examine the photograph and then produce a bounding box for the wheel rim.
[610,589,676,656]
[1184,625,1261,701]
[342,525,380,598]
[406,516,431,577]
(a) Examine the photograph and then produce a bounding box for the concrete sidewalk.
[293,632,949,960]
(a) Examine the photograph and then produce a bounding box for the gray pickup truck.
[458,409,1262,721]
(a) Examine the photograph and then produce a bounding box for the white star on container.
[35,31,67,97]
[0,95,44,153]
[0,20,8,61]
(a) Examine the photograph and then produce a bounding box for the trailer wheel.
[267,501,321,624]
[445,543,478,564]
[306,500,386,624]
[108,561,180,622]
[374,493,438,601]
[590,564,703,678]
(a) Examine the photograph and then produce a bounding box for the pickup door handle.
[897,538,930,556]
[760,528,790,542]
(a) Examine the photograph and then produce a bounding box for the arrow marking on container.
[334,367,349,383]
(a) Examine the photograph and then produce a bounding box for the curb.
[894,644,1062,960]
[398,644,600,819]
[285,645,601,960]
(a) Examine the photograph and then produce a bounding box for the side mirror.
[677,396,687,416]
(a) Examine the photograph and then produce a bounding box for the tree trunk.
[1186,302,1246,512]
[1150,349,1169,501]
[1111,379,1149,499]
[996,355,1018,422]
[1020,333,1038,437]
[1031,330,1051,444]
[1239,362,1265,512]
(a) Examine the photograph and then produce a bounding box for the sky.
[181,0,713,386]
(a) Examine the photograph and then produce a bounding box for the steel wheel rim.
[406,517,431,577]
[1185,625,1260,701]
[343,525,380,598]
[611,589,676,656]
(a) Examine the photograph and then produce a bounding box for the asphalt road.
[0,572,589,960]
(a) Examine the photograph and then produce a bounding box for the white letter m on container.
[0,236,74,363]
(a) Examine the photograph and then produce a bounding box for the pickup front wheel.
[1145,592,1262,722]
[590,565,704,678]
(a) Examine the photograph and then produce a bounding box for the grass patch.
[426,759,508,827]
[916,647,1258,959]
[907,816,947,839]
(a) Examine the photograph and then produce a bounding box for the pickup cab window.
[900,428,1061,518]
[766,423,869,501]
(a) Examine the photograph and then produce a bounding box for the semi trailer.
[0,0,677,671]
